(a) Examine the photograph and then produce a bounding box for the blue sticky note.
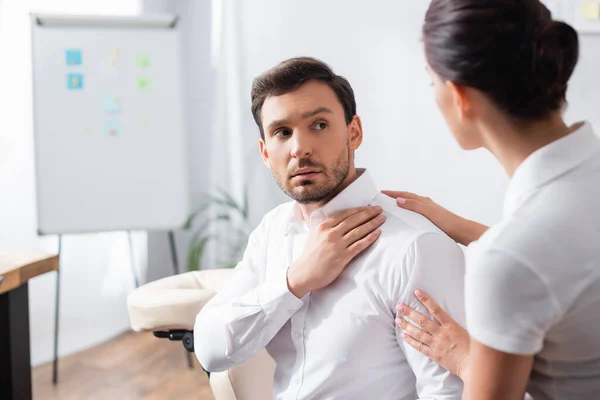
[105,119,120,137]
[103,96,121,114]
[67,74,83,90]
[65,49,82,65]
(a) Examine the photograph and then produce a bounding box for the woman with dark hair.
[385,0,600,399]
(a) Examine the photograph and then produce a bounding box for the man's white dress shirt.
[195,169,465,399]
[466,122,600,399]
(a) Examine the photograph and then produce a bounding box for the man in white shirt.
[195,57,465,399]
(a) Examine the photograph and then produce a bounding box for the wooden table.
[0,249,59,400]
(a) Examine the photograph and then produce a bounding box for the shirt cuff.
[259,265,304,322]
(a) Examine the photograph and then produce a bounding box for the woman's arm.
[381,191,488,246]
[462,340,533,400]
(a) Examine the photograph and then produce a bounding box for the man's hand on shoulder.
[287,206,385,298]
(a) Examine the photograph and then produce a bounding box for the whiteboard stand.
[168,231,181,276]
[52,235,62,385]
[127,231,140,289]
[51,231,144,384]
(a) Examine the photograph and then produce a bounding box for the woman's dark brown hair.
[423,0,579,121]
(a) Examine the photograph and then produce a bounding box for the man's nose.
[290,131,312,158]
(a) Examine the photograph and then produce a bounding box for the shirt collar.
[284,168,379,235]
[504,121,600,216]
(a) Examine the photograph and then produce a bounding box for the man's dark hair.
[251,57,357,139]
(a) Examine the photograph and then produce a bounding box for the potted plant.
[183,188,250,271]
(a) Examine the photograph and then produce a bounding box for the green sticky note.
[137,77,152,92]
[136,52,150,68]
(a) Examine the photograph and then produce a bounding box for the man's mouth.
[291,168,321,179]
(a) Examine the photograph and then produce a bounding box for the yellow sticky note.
[582,1,600,20]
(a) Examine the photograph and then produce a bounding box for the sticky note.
[105,120,120,137]
[65,49,82,65]
[582,1,600,20]
[113,47,120,56]
[136,52,150,68]
[137,77,152,91]
[103,95,122,114]
[67,73,83,90]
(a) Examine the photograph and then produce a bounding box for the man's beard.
[273,147,351,204]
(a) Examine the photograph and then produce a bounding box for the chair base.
[153,330,195,353]
[152,330,208,376]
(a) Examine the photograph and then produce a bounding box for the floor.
[32,330,215,400]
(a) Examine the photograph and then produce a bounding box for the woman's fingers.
[396,303,440,333]
[381,190,432,215]
[400,331,433,358]
[396,198,429,214]
[381,190,425,201]
[396,317,433,346]
[414,289,452,325]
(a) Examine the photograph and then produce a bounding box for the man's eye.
[313,122,328,131]
[275,129,292,137]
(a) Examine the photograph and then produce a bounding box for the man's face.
[259,80,362,204]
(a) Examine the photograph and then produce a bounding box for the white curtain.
[205,0,246,266]
[210,0,245,206]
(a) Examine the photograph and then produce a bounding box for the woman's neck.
[479,113,578,178]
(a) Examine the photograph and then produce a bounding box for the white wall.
[171,0,600,270]
[0,0,145,367]
[229,0,509,228]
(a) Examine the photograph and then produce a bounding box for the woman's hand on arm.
[397,290,534,399]
[396,290,471,380]
[381,191,488,246]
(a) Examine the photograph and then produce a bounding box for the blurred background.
[1,0,598,399]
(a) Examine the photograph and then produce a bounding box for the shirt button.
[293,332,302,339]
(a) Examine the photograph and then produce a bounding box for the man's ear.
[259,138,271,169]
[447,81,472,122]
[348,115,363,151]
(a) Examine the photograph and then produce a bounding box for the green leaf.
[242,187,249,219]
[183,202,211,230]
[216,213,231,221]
[186,234,213,271]
[215,187,248,216]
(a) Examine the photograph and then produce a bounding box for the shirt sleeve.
[396,232,466,399]
[194,218,304,372]
[465,248,561,355]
